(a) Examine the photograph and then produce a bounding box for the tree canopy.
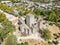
[0,3,14,15]
[41,29,51,40]
[10,0,18,3]
[5,34,17,45]
[0,12,15,43]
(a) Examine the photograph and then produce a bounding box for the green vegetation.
[33,8,60,27]
[18,9,31,16]
[0,3,13,13]
[23,9,31,15]
[0,12,7,22]
[40,29,51,40]
[16,4,31,16]
[0,3,17,16]
[0,12,15,43]
[33,8,52,17]
[10,0,18,3]
[5,34,17,45]
[48,12,56,22]
[33,8,41,16]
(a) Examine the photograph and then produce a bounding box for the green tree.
[0,12,15,44]
[54,9,60,22]
[0,3,14,15]
[18,11,24,16]
[0,27,4,43]
[10,0,18,3]
[49,12,56,22]
[5,34,17,45]
[23,9,31,15]
[0,12,6,22]
[41,29,51,40]
[33,8,46,16]
[33,8,41,15]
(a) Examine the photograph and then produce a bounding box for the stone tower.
[26,14,34,27]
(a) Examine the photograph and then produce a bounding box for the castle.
[18,14,43,36]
